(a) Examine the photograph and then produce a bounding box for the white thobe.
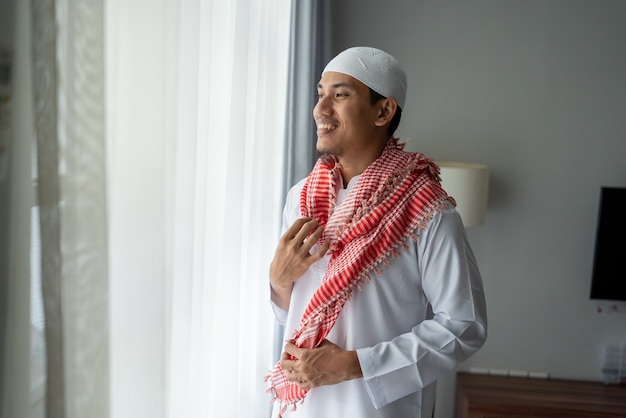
[270,175,488,418]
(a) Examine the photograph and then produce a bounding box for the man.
[267,46,487,418]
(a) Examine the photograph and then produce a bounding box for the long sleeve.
[356,207,488,409]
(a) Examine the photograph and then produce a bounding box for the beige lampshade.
[437,162,489,227]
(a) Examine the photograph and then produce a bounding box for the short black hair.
[369,88,402,136]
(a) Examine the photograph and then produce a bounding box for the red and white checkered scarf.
[266,138,453,416]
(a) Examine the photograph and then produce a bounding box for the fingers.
[280,341,303,373]
[296,380,310,389]
[282,218,315,242]
[282,217,311,238]
[311,239,330,261]
[280,350,300,382]
[284,340,303,358]
[271,218,327,287]
[280,345,310,388]
[280,354,296,373]
[282,218,328,257]
[293,219,323,249]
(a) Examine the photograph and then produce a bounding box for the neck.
[339,161,370,188]
[339,137,388,187]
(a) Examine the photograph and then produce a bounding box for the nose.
[313,94,332,118]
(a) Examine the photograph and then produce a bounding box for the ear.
[374,98,398,128]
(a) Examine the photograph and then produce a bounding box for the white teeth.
[318,123,336,130]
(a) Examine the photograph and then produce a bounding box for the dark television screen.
[590,187,626,301]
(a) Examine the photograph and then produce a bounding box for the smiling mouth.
[316,122,337,132]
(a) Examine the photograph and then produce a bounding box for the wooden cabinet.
[455,372,626,418]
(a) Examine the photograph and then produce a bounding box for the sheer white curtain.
[32,0,109,417]
[107,1,291,417]
[3,0,291,417]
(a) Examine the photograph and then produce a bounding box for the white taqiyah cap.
[322,46,407,109]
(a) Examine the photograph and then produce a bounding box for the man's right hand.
[269,218,330,310]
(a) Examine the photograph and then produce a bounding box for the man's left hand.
[280,339,363,390]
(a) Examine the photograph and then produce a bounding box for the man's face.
[313,71,380,158]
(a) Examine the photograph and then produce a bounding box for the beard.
[315,137,342,157]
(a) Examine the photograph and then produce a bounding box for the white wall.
[331,1,626,417]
